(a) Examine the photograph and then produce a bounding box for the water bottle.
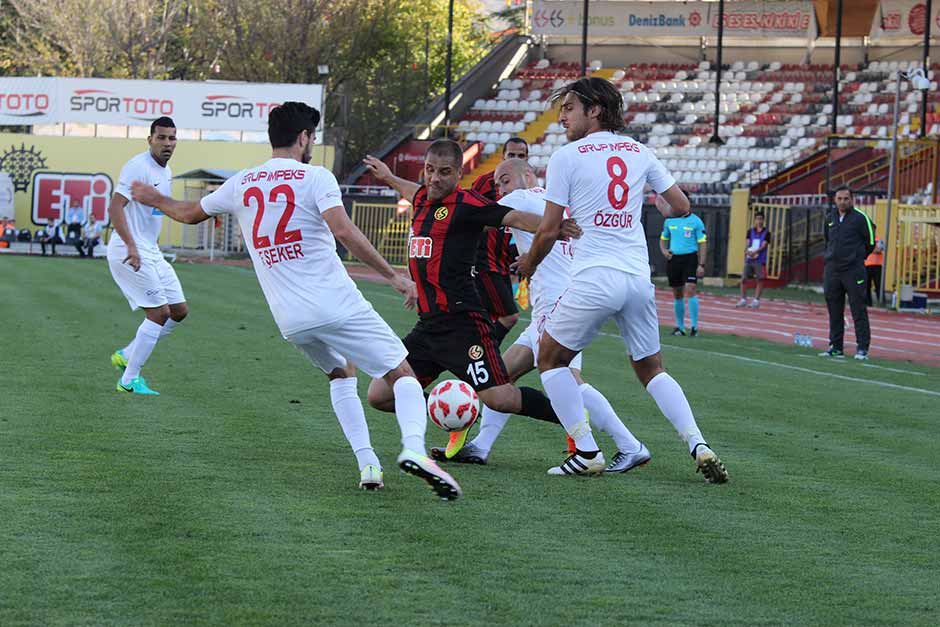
[802,335,813,347]
[793,333,803,346]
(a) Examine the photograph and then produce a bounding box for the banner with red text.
[530,1,817,38]
[870,0,940,38]
[0,77,323,132]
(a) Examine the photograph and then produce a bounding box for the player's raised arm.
[363,155,420,203]
[322,205,417,309]
[654,184,691,218]
[514,200,567,278]
[131,181,210,225]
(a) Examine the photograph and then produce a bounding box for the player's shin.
[160,318,179,338]
[539,369,599,452]
[470,406,511,455]
[393,376,428,454]
[517,386,560,423]
[646,372,705,453]
[330,377,380,470]
[121,319,163,385]
[579,383,642,453]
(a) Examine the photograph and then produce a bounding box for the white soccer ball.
[427,379,480,432]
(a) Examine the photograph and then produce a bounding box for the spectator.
[82,213,103,257]
[820,186,876,360]
[864,236,885,306]
[0,221,15,248]
[65,200,85,242]
[41,219,66,255]
[737,211,772,308]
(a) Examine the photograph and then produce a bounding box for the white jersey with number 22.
[200,157,370,336]
[544,130,676,278]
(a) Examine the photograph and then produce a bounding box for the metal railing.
[894,204,940,298]
[350,201,411,267]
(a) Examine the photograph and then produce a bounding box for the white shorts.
[108,252,185,310]
[514,309,583,370]
[284,306,408,379]
[545,267,661,361]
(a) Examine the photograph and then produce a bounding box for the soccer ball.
[427,379,480,432]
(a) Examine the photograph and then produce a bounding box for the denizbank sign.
[531,1,817,38]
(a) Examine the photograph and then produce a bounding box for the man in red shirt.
[471,137,528,344]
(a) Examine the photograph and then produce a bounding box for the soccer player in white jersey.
[107,117,187,396]
[130,102,462,500]
[433,158,651,473]
[516,77,729,483]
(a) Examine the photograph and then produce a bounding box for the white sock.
[330,377,380,471]
[579,383,642,453]
[540,368,598,452]
[121,319,163,384]
[160,318,179,338]
[393,376,427,454]
[646,372,705,453]
[470,407,511,455]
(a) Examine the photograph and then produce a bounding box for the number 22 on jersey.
[246,184,303,249]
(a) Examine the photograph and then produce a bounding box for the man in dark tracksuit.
[821,186,876,360]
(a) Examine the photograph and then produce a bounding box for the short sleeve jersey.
[471,170,515,274]
[661,214,706,255]
[544,131,675,277]
[109,151,172,260]
[201,157,370,336]
[498,187,574,316]
[408,186,511,318]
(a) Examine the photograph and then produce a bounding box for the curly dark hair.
[550,77,624,132]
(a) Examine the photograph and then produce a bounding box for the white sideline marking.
[795,354,927,376]
[362,285,940,397]
[665,344,940,398]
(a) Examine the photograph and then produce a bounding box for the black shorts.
[403,311,510,391]
[667,253,699,287]
[475,270,518,319]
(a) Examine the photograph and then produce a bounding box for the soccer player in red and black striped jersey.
[363,140,573,444]
[470,137,528,344]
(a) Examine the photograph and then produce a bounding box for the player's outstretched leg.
[576,381,651,473]
[371,364,462,500]
[327,365,384,491]
[633,354,728,484]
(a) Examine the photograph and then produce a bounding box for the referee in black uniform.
[820,186,876,360]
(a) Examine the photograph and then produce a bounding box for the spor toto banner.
[870,0,940,38]
[0,77,323,133]
[530,0,816,38]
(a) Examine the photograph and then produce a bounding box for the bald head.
[494,158,535,197]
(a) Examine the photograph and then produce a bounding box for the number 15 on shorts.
[467,360,489,386]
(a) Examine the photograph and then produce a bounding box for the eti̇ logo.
[32,172,113,225]
[409,236,432,259]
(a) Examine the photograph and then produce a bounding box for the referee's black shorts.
[666,252,698,288]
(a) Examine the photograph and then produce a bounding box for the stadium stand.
[453,58,940,198]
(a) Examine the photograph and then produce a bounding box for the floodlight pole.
[444,0,455,132]
[921,0,932,138]
[580,0,590,77]
[832,0,843,135]
[709,0,725,145]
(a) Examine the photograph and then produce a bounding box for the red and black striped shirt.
[408,186,511,318]
[472,171,516,275]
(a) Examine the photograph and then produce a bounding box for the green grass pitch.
[1,256,938,626]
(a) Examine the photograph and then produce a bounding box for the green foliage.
[0,0,492,173]
[1,256,939,625]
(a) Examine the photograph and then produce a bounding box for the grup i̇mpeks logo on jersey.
[0,143,113,225]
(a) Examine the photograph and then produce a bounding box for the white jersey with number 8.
[201,157,371,336]
[544,130,675,278]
